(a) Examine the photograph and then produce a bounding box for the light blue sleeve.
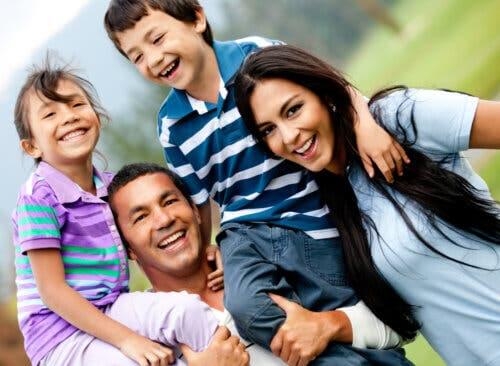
[370,89,479,155]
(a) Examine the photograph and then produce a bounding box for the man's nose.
[153,207,174,231]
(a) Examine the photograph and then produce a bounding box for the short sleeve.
[14,194,61,254]
[371,89,479,155]
[158,118,210,206]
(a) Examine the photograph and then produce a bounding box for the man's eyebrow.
[279,93,300,116]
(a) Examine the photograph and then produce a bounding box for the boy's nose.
[147,50,164,70]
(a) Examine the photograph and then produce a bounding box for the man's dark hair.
[108,162,194,211]
[104,0,214,57]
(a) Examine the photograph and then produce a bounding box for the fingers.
[215,246,223,271]
[207,269,224,291]
[268,293,296,313]
[373,154,394,183]
[360,153,375,178]
[390,144,404,176]
[213,325,231,341]
[206,244,217,262]
[270,329,283,356]
[394,141,410,164]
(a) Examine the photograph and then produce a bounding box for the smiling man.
[108,163,286,365]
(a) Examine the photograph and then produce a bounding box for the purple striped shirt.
[12,162,129,365]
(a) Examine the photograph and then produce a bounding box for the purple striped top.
[12,162,129,365]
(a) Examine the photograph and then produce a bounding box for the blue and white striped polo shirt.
[157,37,338,240]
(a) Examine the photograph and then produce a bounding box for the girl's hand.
[269,294,350,366]
[206,245,224,291]
[120,334,174,366]
[181,326,249,366]
[350,87,410,182]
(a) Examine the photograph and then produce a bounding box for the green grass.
[479,152,500,200]
[346,0,500,98]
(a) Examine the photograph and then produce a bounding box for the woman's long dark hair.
[234,45,500,341]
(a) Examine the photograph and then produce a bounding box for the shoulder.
[233,36,285,54]
[17,173,58,205]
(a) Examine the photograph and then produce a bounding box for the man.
[108,163,402,366]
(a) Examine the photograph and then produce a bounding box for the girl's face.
[22,79,100,169]
[250,78,336,172]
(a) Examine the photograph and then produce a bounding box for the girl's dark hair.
[13,56,109,163]
[234,45,500,341]
[104,0,214,57]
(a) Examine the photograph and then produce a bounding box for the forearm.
[349,86,372,128]
[198,201,213,245]
[469,100,500,149]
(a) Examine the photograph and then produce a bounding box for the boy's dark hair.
[104,0,214,56]
[14,55,109,163]
[108,162,194,213]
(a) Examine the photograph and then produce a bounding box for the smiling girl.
[234,45,500,366]
[10,61,236,366]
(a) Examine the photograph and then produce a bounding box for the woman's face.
[250,78,335,172]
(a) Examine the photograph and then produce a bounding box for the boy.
[104,2,411,364]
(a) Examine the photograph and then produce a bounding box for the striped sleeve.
[15,194,61,254]
[159,115,210,206]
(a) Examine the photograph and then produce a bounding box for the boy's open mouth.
[160,58,180,79]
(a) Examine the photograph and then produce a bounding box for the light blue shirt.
[349,89,500,366]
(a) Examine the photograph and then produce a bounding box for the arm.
[180,326,249,366]
[198,201,213,247]
[469,100,500,149]
[350,87,410,183]
[29,249,173,366]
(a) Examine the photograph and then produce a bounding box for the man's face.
[112,172,204,278]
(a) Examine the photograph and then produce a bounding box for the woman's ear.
[20,139,42,159]
[193,9,207,34]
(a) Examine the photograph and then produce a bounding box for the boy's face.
[116,8,209,91]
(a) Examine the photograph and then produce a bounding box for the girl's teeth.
[62,129,85,141]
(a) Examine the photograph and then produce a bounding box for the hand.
[119,333,174,366]
[269,294,342,366]
[206,245,224,291]
[182,326,249,366]
[350,88,410,182]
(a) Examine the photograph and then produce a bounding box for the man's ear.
[126,245,138,261]
[20,139,42,159]
[193,9,207,34]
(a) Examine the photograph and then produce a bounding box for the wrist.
[322,310,353,344]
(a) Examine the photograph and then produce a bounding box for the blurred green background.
[1,0,498,365]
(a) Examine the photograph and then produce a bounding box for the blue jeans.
[218,223,412,366]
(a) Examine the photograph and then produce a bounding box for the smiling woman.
[234,44,500,366]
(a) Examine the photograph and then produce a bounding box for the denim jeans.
[218,223,412,366]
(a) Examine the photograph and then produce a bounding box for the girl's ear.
[193,9,207,34]
[20,139,42,159]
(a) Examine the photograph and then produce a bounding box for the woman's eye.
[259,125,275,138]
[286,104,302,118]
[163,199,177,206]
[73,102,85,107]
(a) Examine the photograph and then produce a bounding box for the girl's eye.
[286,104,302,118]
[259,125,275,138]
[133,54,143,64]
[43,112,55,119]
[153,34,164,45]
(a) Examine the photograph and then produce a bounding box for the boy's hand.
[120,333,174,366]
[269,294,344,366]
[206,245,224,291]
[182,326,249,366]
[350,87,410,183]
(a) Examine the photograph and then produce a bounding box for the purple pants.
[40,291,218,366]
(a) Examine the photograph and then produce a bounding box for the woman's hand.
[350,87,410,182]
[120,333,174,366]
[269,294,351,366]
[182,326,249,366]
[206,245,224,291]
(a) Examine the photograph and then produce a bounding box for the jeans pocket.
[304,236,349,286]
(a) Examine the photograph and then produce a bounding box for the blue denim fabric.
[218,223,412,366]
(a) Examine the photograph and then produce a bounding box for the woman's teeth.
[295,137,314,154]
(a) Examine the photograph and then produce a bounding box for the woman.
[234,45,500,366]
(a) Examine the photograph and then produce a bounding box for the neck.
[325,141,347,175]
[185,45,220,104]
[148,258,224,311]
[52,158,96,195]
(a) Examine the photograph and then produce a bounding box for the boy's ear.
[20,139,42,159]
[193,9,207,34]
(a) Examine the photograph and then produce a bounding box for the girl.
[11,62,237,366]
[234,44,500,366]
